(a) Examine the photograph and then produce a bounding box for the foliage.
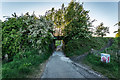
[2,12,54,78]
[0,61,1,80]
[27,16,54,52]
[101,38,119,62]
[2,48,52,78]
[84,53,119,79]
[63,1,93,41]
[64,37,109,57]
[102,38,118,52]
[55,40,61,47]
[114,21,120,27]
[115,32,120,37]
[45,0,93,40]
[45,4,66,36]
[81,37,119,79]
[94,22,109,37]
[114,22,120,50]
[114,29,120,37]
[2,12,54,60]
[0,20,1,58]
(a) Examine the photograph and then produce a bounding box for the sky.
[0,0,119,37]
[83,2,118,37]
[118,2,120,21]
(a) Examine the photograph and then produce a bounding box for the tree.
[115,29,120,37]
[45,0,94,42]
[45,3,67,36]
[2,12,54,60]
[94,22,109,37]
[63,0,93,41]
[114,22,120,49]
[114,21,120,37]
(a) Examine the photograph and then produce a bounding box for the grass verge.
[64,37,119,79]
[82,38,119,79]
[83,53,119,79]
[2,48,52,78]
[0,61,1,80]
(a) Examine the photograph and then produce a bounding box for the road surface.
[41,51,103,78]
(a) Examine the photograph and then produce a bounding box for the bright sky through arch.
[1,0,118,37]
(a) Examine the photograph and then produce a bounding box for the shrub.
[2,48,52,78]
[64,37,109,57]
[19,65,31,74]
[2,12,54,61]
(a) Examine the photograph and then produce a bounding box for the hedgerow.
[2,12,54,61]
[2,12,54,78]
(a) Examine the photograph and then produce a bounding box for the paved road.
[41,51,102,78]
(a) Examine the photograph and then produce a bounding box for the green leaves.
[45,0,92,40]
[2,12,54,60]
[63,1,92,41]
[94,22,109,37]
[27,16,54,50]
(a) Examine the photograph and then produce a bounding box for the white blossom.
[37,40,41,44]
[39,50,42,54]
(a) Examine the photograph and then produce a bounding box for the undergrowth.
[2,48,52,78]
[64,37,109,57]
[83,53,119,79]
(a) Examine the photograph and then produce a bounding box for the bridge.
[54,36,64,40]
[50,26,66,50]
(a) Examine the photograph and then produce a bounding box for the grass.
[55,40,61,47]
[83,53,119,79]
[0,61,1,79]
[64,37,109,57]
[82,38,119,79]
[64,37,119,79]
[2,48,52,78]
